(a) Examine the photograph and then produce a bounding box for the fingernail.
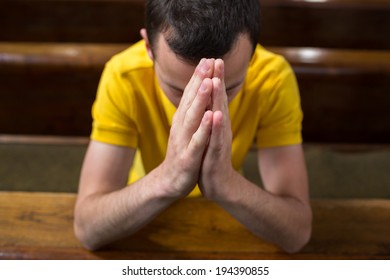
[199,59,209,73]
[200,80,207,91]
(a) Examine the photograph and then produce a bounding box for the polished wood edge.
[1,43,390,72]
[1,246,389,260]
[6,0,390,9]
[1,190,388,201]
[261,0,390,9]
[302,143,390,152]
[270,47,390,72]
[1,134,390,151]
[0,134,89,146]
[0,42,128,68]
[0,190,76,198]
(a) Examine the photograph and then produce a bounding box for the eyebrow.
[167,83,185,93]
[226,80,244,92]
[167,79,244,93]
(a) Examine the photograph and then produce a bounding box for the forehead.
[153,33,253,88]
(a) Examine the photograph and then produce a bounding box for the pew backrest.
[1,43,389,143]
[1,0,389,49]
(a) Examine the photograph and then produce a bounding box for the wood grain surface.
[1,192,389,259]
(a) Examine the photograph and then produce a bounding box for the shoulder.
[247,44,294,82]
[244,44,297,98]
[105,40,154,76]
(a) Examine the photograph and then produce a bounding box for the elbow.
[73,213,102,251]
[73,221,93,251]
[284,223,312,254]
[283,211,312,254]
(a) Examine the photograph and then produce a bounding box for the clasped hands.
[162,58,234,199]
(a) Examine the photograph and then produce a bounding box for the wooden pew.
[0,43,126,136]
[1,43,389,143]
[275,47,390,143]
[1,134,389,197]
[259,0,390,49]
[0,191,389,259]
[1,0,389,262]
[0,0,389,49]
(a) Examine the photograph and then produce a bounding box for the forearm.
[74,166,178,250]
[208,170,312,253]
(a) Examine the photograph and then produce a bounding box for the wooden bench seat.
[1,134,390,198]
[0,191,389,259]
[1,43,389,143]
[0,0,389,49]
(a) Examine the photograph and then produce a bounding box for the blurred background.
[0,0,389,198]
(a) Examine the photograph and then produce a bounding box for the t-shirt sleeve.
[90,61,139,148]
[256,58,303,148]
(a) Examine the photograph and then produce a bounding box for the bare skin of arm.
[75,58,311,253]
[74,59,216,250]
[199,59,312,253]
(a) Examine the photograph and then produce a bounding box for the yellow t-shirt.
[91,40,302,196]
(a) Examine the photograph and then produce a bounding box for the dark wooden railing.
[1,43,389,143]
[0,0,389,49]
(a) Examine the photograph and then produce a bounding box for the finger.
[214,59,225,85]
[183,78,213,133]
[177,58,214,113]
[211,77,228,115]
[187,110,213,160]
[207,110,224,157]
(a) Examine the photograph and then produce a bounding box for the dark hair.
[145,0,260,63]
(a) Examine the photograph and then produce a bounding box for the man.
[74,0,312,253]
